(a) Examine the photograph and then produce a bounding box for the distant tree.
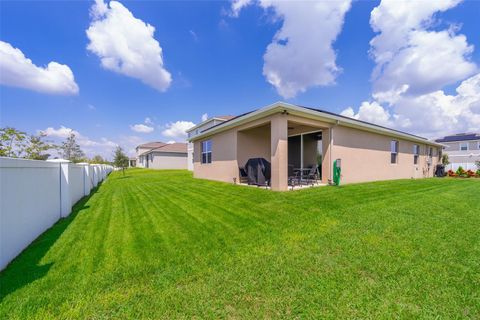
[91,155,105,164]
[113,146,129,175]
[441,154,450,166]
[24,133,57,160]
[0,127,27,157]
[60,133,85,163]
[476,160,480,170]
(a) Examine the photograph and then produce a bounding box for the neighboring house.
[435,133,480,171]
[186,115,235,171]
[136,142,188,170]
[189,101,443,191]
[128,157,136,167]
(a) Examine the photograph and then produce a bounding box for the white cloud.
[341,73,480,138]
[201,113,208,121]
[230,0,252,17]
[370,0,477,102]
[41,126,118,159]
[88,104,96,110]
[120,135,148,156]
[144,117,153,125]
[161,121,195,141]
[0,41,79,95]
[341,1,479,139]
[130,124,154,133]
[42,126,79,139]
[86,0,172,91]
[232,0,352,99]
[340,101,394,128]
[189,30,199,42]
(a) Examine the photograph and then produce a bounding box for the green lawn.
[1,169,479,319]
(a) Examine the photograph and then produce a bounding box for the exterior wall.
[0,158,112,270]
[187,143,194,171]
[193,129,238,183]
[136,147,151,168]
[237,125,271,167]
[442,140,480,170]
[443,140,480,153]
[332,126,440,184]
[149,152,188,169]
[193,114,332,188]
[187,119,230,171]
[192,111,441,189]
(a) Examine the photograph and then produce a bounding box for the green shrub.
[456,166,465,175]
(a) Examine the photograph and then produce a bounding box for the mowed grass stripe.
[1,169,479,319]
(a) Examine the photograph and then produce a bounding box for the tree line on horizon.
[0,127,127,166]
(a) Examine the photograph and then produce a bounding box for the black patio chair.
[288,165,301,189]
[303,166,319,185]
[239,167,249,184]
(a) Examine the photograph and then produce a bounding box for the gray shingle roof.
[435,133,480,143]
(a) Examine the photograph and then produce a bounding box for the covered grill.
[244,158,271,186]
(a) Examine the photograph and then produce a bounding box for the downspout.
[330,120,339,184]
[329,127,333,184]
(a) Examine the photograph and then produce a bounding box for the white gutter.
[189,101,444,148]
[186,117,231,133]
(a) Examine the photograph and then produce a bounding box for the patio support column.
[270,113,288,191]
[322,128,332,184]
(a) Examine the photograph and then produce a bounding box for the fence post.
[78,162,90,196]
[47,159,71,218]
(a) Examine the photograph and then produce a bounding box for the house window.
[391,140,399,164]
[201,140,212,164]
[413,144,419,165]
[460,142,469,151]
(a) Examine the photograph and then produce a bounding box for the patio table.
[294,168,312,183]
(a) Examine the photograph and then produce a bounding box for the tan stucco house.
[136,142,188,170]
[186,115,235,171]
[189,102,443,191]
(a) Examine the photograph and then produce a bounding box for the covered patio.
[236,114,331,191]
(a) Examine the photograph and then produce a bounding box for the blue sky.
[1,0,479,158]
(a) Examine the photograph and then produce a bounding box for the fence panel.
[0,158,113,270]
[69,164,85,205]
[0,158,61,270]
[446,163,477,171]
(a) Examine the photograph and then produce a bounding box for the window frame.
[390,140,399,164]
[460,142,469,151]
[201,140,212,164]
[413,144,419,165]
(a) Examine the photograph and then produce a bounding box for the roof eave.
[189,102,443,147]
[186,117,231,133]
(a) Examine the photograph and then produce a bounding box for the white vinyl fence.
[446,162,478,172]
[0,157,113,270]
